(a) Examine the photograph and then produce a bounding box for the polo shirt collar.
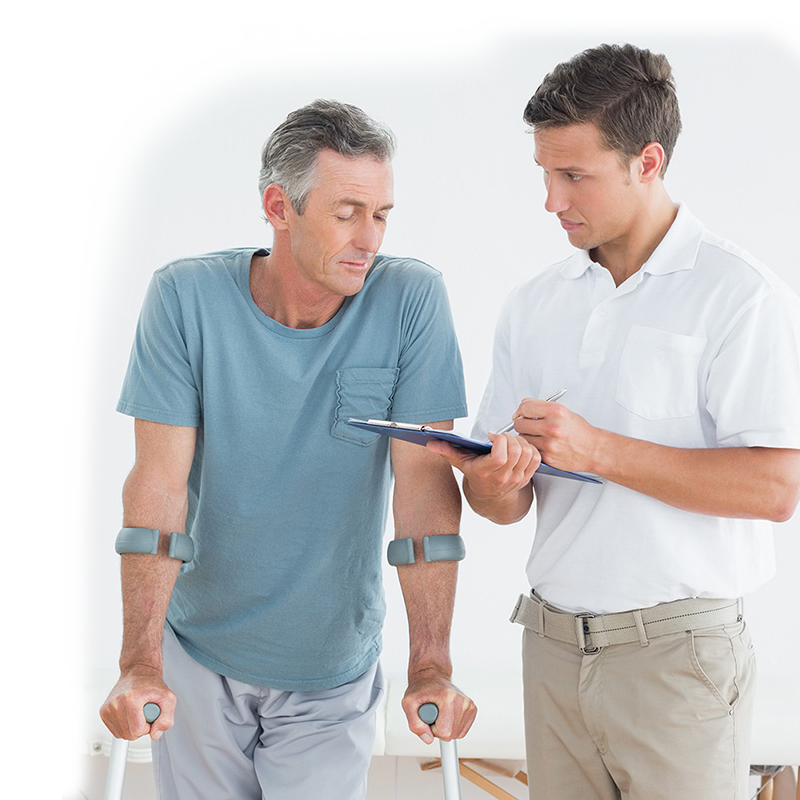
[559,203,704,280]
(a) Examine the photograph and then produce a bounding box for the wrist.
[464,476,520,504]
[586,426,614,476]
[465,478,532,523]
[119,657,163,677]
[407,660,453,682]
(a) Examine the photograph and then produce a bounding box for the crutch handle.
[419,702,440,725]
[104,703,162,800]
[143,702,161,723]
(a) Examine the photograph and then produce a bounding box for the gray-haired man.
[100,99,476,799]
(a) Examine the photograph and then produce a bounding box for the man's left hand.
[401,667,477,744]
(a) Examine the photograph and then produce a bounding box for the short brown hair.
[523,43,682,175]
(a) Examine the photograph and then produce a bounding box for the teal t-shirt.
[117,247,467,690]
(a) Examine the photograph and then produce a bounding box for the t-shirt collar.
[559,203,704,280]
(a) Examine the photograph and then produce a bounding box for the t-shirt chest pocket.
[332,367,400,445]
[616,326,707,420]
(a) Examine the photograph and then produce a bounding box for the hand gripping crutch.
[419,702,462,799]
[103,702,161,800]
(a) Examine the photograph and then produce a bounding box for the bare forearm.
[101,419,196,740]
[592,430,800,521]
[119,469,188,671]
[391,433,478,741]
[392,437,462,675]
[396,488,460,675]
[516,398,800,522]
[398,558,457,676]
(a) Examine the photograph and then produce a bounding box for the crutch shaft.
[103,739,129,800]
[440,738,462,799]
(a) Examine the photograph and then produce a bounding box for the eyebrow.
[334,198,395,212]
[533,158,585,173]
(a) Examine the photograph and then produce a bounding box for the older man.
[101,99,475,799]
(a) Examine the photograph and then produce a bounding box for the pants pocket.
[687,621,754,711]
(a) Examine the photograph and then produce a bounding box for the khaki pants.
[519,605,756,799]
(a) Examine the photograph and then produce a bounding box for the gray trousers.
[153,627,384,800]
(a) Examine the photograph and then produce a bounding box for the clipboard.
[346,419,601,484]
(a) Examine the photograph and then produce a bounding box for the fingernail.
[422,733,433,745]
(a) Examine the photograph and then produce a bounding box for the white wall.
[19,5,798,791]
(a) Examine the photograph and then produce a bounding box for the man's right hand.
[100,665,176,741]
[426,431,540,523]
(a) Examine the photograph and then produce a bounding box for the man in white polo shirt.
[429,43,800,799]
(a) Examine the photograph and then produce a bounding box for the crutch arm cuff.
[115,527,159,555]
[423,534,466,563]
[168,532,194,562]
[115,528,195,562]
[387,537,415,566]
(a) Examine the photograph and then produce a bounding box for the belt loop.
[632,609,649,647]
[537,596,545,639]
[510,594,523,625]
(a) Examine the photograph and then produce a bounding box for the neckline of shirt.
[559,203,705,283]
[234,247,354,339]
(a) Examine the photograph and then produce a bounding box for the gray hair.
[258,99,396,215]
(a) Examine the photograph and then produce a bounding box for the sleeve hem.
[717,433,800,449]
[116,400,200,428]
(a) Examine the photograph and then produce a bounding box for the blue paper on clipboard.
[346,419,601,484]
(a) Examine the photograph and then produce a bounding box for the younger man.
[431,44,800,799]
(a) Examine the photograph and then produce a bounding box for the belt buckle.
[575,613,600,654]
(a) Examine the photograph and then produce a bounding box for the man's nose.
[544,180,570,214]
[354,217,383,254]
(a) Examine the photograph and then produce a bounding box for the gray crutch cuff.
[387,537,415,566]
[387,534,465,566]
[423,534,466,563]
[115,527,195,562]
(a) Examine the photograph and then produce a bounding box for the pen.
[495,388,568,435]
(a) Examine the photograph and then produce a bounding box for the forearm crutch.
[419,702,462,799]
[103,702,161,800]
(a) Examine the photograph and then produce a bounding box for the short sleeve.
[707,285,800,448]
[471,293,518,441]
[116,271,201,426]
[388,273,468,423]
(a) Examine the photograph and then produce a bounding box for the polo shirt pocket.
[616,326,707,420]
[332,367,400,445]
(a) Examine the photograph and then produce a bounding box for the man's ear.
[262,184,291,230]
[638,142,666,184]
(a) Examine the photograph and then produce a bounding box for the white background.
[5,2,798,793]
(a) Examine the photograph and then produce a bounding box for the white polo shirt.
[473,204,800,614]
